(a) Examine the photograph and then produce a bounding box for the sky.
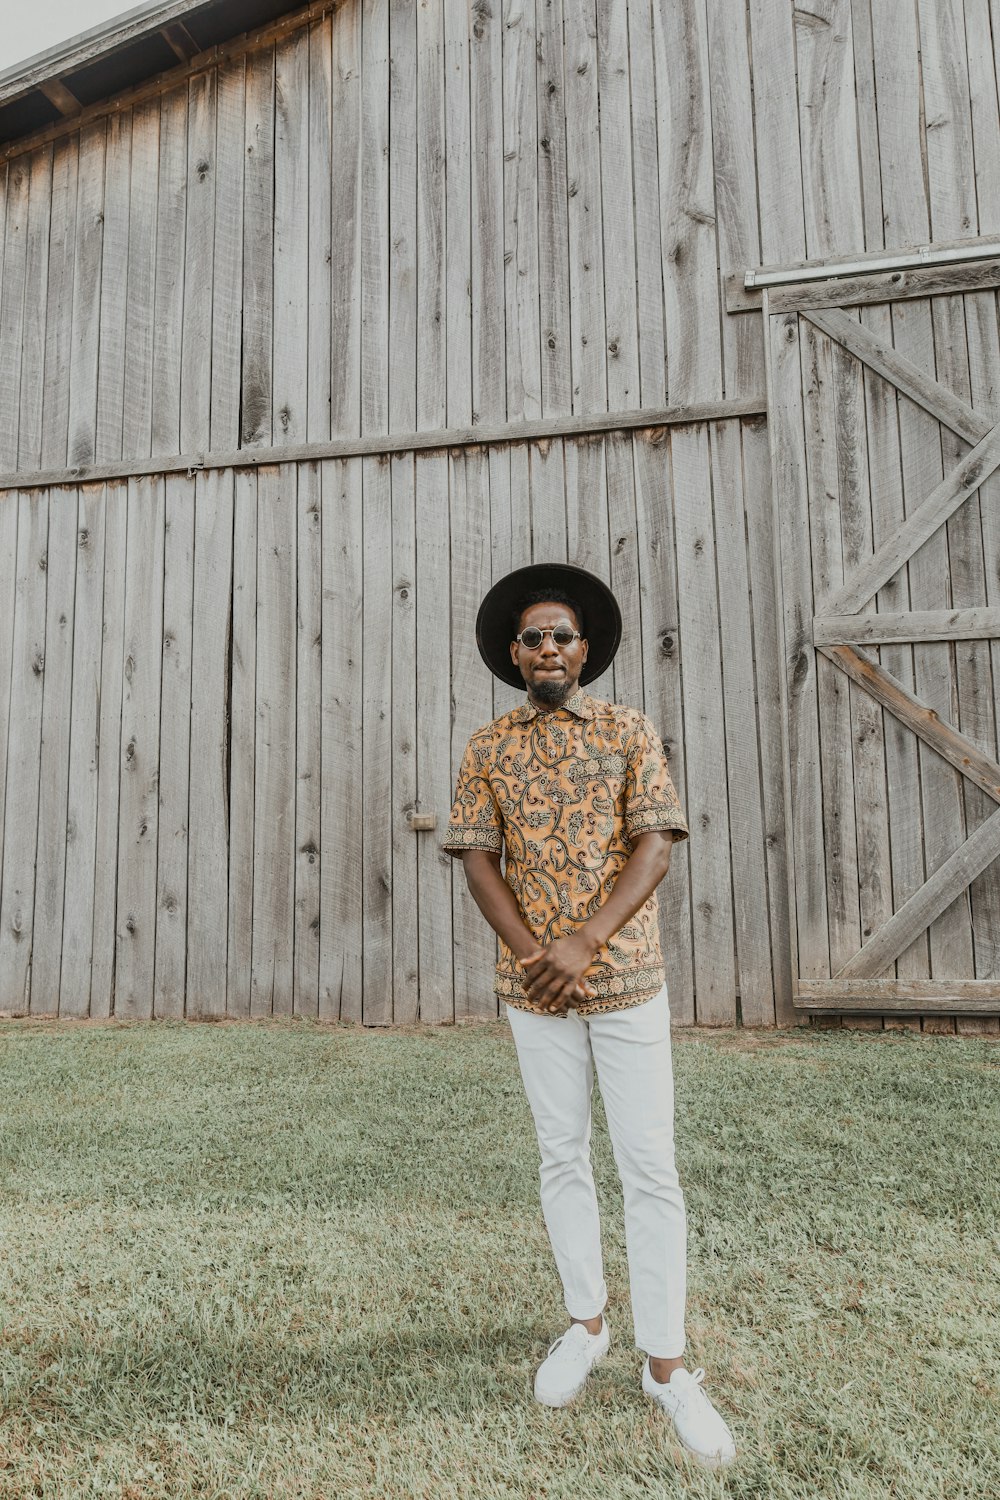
[3,1,136,74]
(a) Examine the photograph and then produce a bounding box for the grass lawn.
[0,1018,997,1499]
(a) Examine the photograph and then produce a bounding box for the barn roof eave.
[0,0,309,149]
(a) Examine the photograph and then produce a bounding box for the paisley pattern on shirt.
[442,691,688,1015]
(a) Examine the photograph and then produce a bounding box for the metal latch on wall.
[406,809,437,832]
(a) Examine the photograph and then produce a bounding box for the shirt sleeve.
[440,735,504,857]
[623,715,689,844]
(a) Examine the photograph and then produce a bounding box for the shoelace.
[546,1325,595,1360]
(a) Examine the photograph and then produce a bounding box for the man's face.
[510,600,588,707]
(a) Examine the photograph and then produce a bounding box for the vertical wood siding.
[0,422,784,1023]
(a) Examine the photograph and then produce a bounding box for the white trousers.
[506,983,686,1358]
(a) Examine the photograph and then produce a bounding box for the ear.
[580,638,588,664]
[509,639,520,667]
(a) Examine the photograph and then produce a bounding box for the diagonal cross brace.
[821,421,1000,615]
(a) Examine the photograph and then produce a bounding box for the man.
[441,563,736,1470]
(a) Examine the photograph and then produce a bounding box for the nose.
[538,632,560,658]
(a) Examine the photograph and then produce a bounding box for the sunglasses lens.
[552,628,576,646]
[520,628,543,648]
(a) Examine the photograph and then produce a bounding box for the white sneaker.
[642,1361,737,1468]
[533,1319,610,1407]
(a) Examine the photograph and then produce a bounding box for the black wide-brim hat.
[476,563,623,690]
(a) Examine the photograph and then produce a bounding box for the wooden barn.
[0,0,998,1033]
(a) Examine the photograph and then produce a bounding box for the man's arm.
[460,849,593,1009]
[520,830,675,1014]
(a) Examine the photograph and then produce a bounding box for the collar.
[513,689,593,723]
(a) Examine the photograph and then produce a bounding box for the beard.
[532,675,572,706]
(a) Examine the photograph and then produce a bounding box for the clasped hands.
[520,931,599,1016]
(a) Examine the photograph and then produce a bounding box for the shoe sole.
[534,1347,608,1408]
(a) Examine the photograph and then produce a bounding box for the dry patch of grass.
[0,1019,997,1498]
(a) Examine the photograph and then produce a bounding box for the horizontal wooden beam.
[834,806,1000,980]
[801,307,994,446]
[818,644,1000,805]
[822,421,1000,615]
[37,78,82,118]
[0,397,768,494]
[813,608,1000,645]
[159,22,202,63]
[731,257,1000,313]
[794,981,1000,1014]
[797,978,1000,1007]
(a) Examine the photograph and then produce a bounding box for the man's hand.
[521,933,598,1016]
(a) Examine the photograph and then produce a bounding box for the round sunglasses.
[515,625,582,649]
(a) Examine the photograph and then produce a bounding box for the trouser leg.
[589,985,687,1358]
[505,1004,608,1322]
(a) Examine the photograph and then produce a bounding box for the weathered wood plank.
[0,161,29,470]
[814,608,1000,644]
[706,0,763,398]
[746,0,806,265]
[564,434,613,700]
[151,87,187,457]
[18,147,53,471]
[0,496,20,1002]
[762,258,1000,314]
[801,320,862,973]
[797,982,1000,1014]
[30,491,78,1016]
[330,2,362,439]
[58,487,106,1015]
[0,493,48,1014]
[824,421,1000,614]
[122,100,159,461]
[361,454,393,1022]
[188,467,233,1017]
[596,0,639,411]
[819,644,1000,806]
[226,468,256,1015]
[273,26,310,445]
[626,0,666,406]
[564,0,606,414]
[836,808,1000,979]
[242,47,275,446]
[389,0,417,434]
[860,300,928,986]
[250,464,296,1015]
[803,306,992,444]
[319,457,363,1019]
[491,442,531,720]
[633,431,694,1022]
[89,484,127,1017]
[443,0,471,427]
[794,0,864,259]
[528,436,567,563]
[470,0,505,424]
[765,301,828,980]
[210,56,246,451]
[450,446,497,1016]
[416,0,447,433]
[605,433,642,708]
[67,122,106,468]
[740,415,795,1022]
[115,475,165,1018]
[95,116,130,464]
[40,137,78,470]
[0,395,769,496]
[361,0,389,435]
[501,0,541,421]
[672,424,737,1022]
[307,17,332,443]
[180,69,216,453]
[653,0,720,402]
[414,450,453,1020]
[536,0,572,416]
[293,461,321,1015]
[391,453,418,1022]
[712,420,775,1024]
[152,472,193,1018]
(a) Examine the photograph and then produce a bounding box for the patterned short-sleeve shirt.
[442,690,688,1015]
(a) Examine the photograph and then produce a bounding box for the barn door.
[764,280,1000,1018]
